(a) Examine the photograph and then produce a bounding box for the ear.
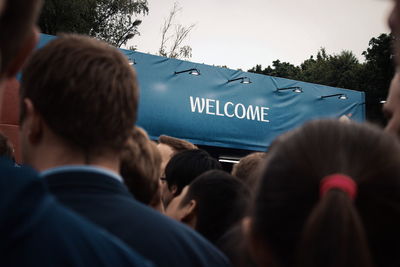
[181,199,197,227]
[22,98,43,145]
[242,217,274,267]
[5,27,39,78]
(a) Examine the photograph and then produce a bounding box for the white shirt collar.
[40,165,124,183]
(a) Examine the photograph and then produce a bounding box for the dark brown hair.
[158,135,197,154]
[0,0,43,74]
[120,126,161,205]
[180,170,251,245]
[0,131,14,160]
[165,149,222,196]
[20,34,138,157]
[251,120,400,267]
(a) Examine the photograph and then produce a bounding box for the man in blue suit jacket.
[0,158,153,266]
[0,0,153,265]
[20,35,230,267]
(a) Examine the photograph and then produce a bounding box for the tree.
[299,49,361,90]
[39,0,149,47]
[248,34,394,124]
[158,2,195,59]
[249,60,300,79]
[359,33,395,124]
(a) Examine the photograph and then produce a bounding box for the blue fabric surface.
[37,34,365,151]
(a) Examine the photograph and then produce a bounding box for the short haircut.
[180,170,250,244]
[20,34,138,156]
[0,0,43,74]
[158,135,197,154]
[120,126,161,205]
[231,152,267,190]
[165,149,222,196]
[252,120,400,267]
[0,132,14,160]
[217,224,257,267]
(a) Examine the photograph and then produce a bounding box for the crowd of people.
[1,0,400,266]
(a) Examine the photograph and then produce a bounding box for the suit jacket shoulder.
[45,170,231,267]
[0,159,153,267]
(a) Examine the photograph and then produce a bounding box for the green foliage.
[248,33,395,124]
[39,0,148,47]
[249,60,300,79]
[300,49,362,90]
[360,34,395,123]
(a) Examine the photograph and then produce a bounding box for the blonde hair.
[121,127,162,205]
[158,135,197,154]
[232,152,267,190]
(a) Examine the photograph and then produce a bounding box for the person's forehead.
[169,186,190,209]
[181,185,190,196]
[0,0,4,15]
[391,74,400,96]
[175,186,190,201]
[385,74,400,109]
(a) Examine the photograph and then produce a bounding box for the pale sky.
[128,0,393,71]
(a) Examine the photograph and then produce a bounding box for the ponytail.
[296,174,373,267]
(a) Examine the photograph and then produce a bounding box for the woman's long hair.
[251,120,400,267]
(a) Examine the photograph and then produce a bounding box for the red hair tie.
[320,174,357,200]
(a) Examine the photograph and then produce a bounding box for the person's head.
[0,132,14,160]
[0,1,4,14]
[162,149,222,206]
[389,0,400,68]
[231,152,267,191]
[246,119,400,267]
[384,72,400,137]
[166,170,250,244]
[0,0,43,99]
[217,224,257,267]
[157,135,197,176]
[20,34,138,169]
[120,126,163,211]
[386,1,400,138]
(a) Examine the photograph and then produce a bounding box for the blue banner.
[38,34,365,151]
